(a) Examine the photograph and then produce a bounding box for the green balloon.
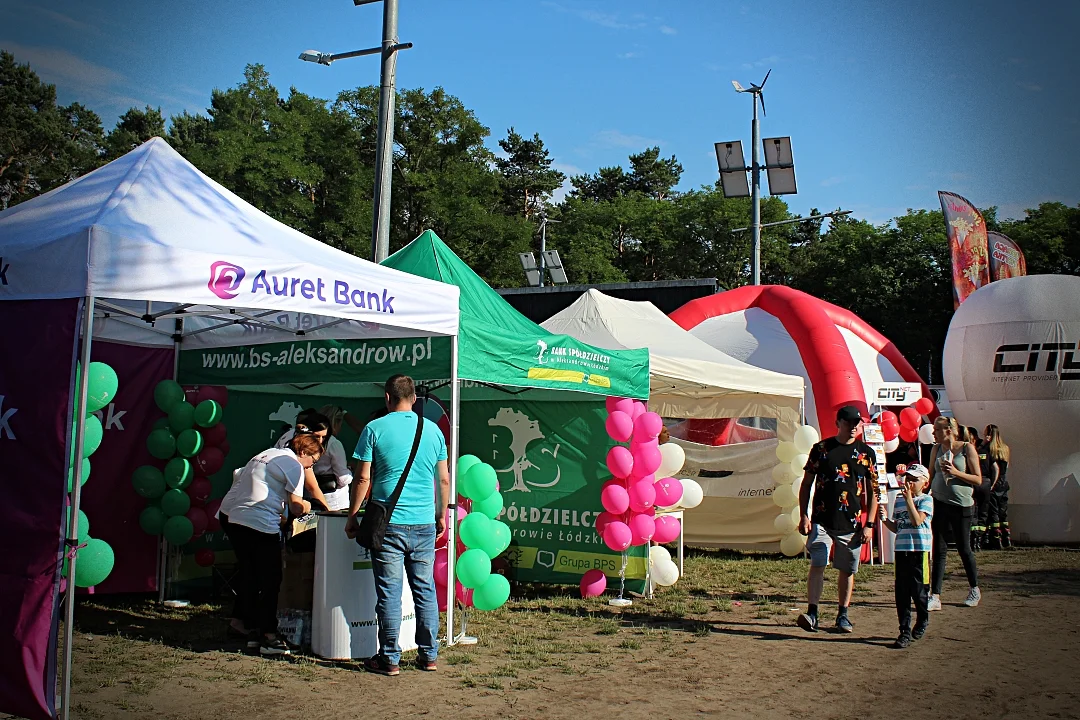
[132,465,166,499]
[71,414,104,460]
[75,510,90,542]
[152,417,171,431]
[168,402,196,434]
[455,548,492,590]
[461,463,497,501]
[67,458,91,492]
[457,454,481,480]
[471,490,504,520]
[472,573,510,611]
[176,428,203,458]
[458,512,491,549]
[194,399,222,428]
[486,519,512,557]
[74,538,114,588]
[163,515,194,545]
[154,379,185,413]
[139,505,168,535]
[85,361,118,413]
[146,428,176,460]
[160,488,190,517]
[164,457,193,489]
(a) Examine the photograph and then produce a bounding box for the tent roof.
[0,138,459,341]
[541,289,804,422]
[383,231,650,399]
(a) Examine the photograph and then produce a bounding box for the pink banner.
[987,231,1028,280]
[79,341,175,594]
[939,191,991,308]
[0,298,80,720]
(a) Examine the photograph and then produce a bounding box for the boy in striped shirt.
[880,463,934,648]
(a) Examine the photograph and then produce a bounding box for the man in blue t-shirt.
[345,375,449,676]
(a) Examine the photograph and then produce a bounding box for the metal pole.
[446,334,460,644]
[60,296,95,720]
[539,220,547,286]
[371,0,399,263]
[750,93,762,286]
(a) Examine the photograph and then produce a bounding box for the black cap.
[836,405,864,423]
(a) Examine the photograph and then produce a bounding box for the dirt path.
[43,548,1080,720]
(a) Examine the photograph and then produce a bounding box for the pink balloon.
[201,422,227,447]
[188,478,212,507]
[437,582,448,612]
[195,548,216,567]
[217,439,231,457]
[605,411,634,443]
[436,508,456,549]
[627,478,656,513]
[196,385,229,407]
[633,411,663,440]
[628,513,655,545]
[434,547,449,587]
[186,507,208,538]
[580,568,607,598]
[612,397,635,416]
[603,521,632,552]
[630,401,646,420]
[630,440,662,477]
[594,511,617,535]
[652,515,682,544]
[204,499,222,531]
[195,447,225,476]
[605,396,622,414]
[600,480,630,515]
[653,477,684,508]
[606,445,634,479]
[456,581,474,608]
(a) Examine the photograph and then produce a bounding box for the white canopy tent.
[0,138,463,718]
[541,290,805,548]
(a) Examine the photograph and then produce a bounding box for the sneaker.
[245,630,260,651]
[260,637,291,657]
[892,633,912,649]
[911,622,928,640]
[796,613,818,633]
[835,615,854,633]
[364,656,401,676]
[928,595,942,611]
[964,587,982,607]
[415,657,438,672]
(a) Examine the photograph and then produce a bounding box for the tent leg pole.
[446,335,460,646]
[60,296,95,720]
[159,319,183,604]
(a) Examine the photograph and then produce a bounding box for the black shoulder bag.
[355,411,425,551]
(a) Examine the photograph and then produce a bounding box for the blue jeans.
[370,523,439,665]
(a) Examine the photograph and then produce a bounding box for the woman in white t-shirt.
[219,434,321,656]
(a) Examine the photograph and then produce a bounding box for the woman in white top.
[219,433,320,656]
[311,405,354,511]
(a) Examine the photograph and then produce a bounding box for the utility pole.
[371,0,399,263]
[749,88,762,285]
[538,217,560,285]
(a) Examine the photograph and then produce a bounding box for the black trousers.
[988,483,1010,529]
[222,514,282,635]
[931,502,979,594]
[894,550,930,633]
[972,480,992,530]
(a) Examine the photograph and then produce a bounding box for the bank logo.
[536,340,548,365]
[993,343,1080,380]
[488,407,561,493]
[208,261,246,300]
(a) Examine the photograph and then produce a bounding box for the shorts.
[807,523,863,574]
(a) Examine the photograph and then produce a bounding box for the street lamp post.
[538,217,560,284]
[299,0,412,263]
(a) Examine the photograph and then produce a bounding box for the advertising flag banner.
[987,231,1028,281]
[939,191,991,308]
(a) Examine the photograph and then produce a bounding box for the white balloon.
[773,511,797,534]
[648,544,671,566]
[790,453,809,477]
[656,443,686,479]
[651,558,680,586]
[678,479,704,509]
[918,424,935,445]
[780,532,807,557]
[884,437,900,453]
[793,425,820,454]
[775,441,798,464]
[789,505,801,526]
[772,483,796,508]
[790,476,804,498]
[771,462,796,485]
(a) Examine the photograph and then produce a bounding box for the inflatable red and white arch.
[670,285,933,432]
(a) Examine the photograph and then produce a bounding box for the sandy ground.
[20,548,1080,720]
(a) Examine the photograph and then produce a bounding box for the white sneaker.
[964,587,981,607]
[928,595,942,611]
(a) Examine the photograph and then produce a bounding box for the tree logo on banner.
[487,407,561,492]
[0,395,17,439]
[535,339,548,365]
[268,401,303,440]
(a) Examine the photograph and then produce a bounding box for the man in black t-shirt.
[796,405,879,633]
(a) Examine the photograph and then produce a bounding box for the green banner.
[460,398,646,591]
[179,336,451,386]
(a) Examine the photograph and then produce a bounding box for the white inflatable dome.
[944,274,1080,543]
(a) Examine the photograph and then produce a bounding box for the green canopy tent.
[383,231,652,601]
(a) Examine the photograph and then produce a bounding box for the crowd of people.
[796,408,1012,649]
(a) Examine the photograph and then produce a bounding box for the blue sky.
[3,0,1078,224]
